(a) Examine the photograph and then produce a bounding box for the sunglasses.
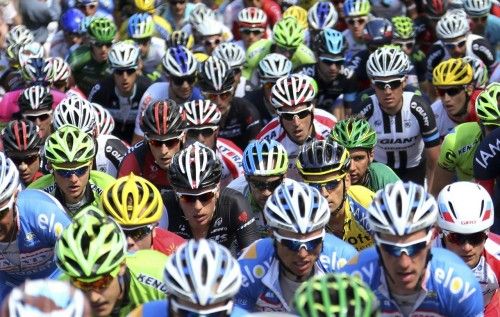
[177,191,216,204]
[148,137,181,148]
[72,274,114,293]
[171,298,232,317]
[77,3,96,9]
[134,37,151,45]
[240,28,264,36]
[92,41,113,48]
[204,38,221,47]
[53,164,90,178]
[346,17,366,26]
[274,230,324,252]
[471,16,488,23]
[204,90,233,101]
[64,31,83,38]
[372,78,404,90]
[319,57,344,66]
[23,112,51,122]
[437,87,463,97]
[186,127,216,138]
[123,224,154,241]
[114,69,136,76]
[306,178,342,192]
[0,195,16,220]
[276,106,313,121]
[171,75,196,86]
[445,231,488,246]
[394,41,414,50]
[248,178,283,191]
[444,40,466,50]
[10,154,39,166]
[377,232,431,257]
[170,0,186,4]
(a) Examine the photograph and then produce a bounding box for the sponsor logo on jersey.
[319,251,349,270]
[137,273,168,293]
[434,267,478,303]
[37,213,64,237]
[241,258,272,287]
[105,145,125,163]
[411,101,430,127]
[239,211,249,223]
[472,43,494,62]
[475,137,500,169]
[379,136,418,144]
[214,217,223,227]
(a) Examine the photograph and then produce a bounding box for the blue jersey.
[235,235,357,312]
[340,247,485,316]
[0,189,71,299]
[130,300,248,317]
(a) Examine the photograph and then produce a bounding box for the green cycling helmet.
[88,17,117,43]
[391,16,415,40]
[273,16,305,48]
[476,83,500,126]
[45,125,96,164]
[55,206,126,279]
[330,118,377,149]
[294,273,380,317]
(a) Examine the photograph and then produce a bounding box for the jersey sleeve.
[473,128,500,180]
[239,98,263,143]
[227,189,260,250]
[470,37,496,70]
[438,129,459,171]
[410,94,440,148]
[118,147,142,177]
[425,44,445,81]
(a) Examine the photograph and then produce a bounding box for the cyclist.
[55,206,168,317]
[342,0,370,62]
[353,46,440,186]
[101,173,185,255]
[46,57,86,98]
[130,239,247,317]
[228,139,288,237]
[243,16,316,81]
[119,100,185,192]
[297,139,375,251]
[0,152,71,299]
[199,57,262,151]
[192,17,227,56]
[340,181,485,316]
[330,117,400,192]
[223,0,281,39]
[183,99,244,189]
[0,25,34,92]
[235,179,357,312]
[431,83,499,196]
[88,41,152,143]
[75,0,113,20]
[307,1,338,42]
[127,0,173,40]
[257,74,336,181]
[67,17,117,95]
[1,119,43,186]
[431,58,482,138]
[159,0,196,31]
[436,181,500,316]
[29,125,115,216]
[52,95,129,178]
[413,0,448,55]
[48,8,85,59]
[213,42,247,98]
[132,45,201,144]
[293,273,380,317]
[164,142,259,250]
[234,7,268,51]
[245,53,292,124]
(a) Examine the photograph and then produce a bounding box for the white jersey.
[217,138,244,189]
[95,134,129,178]
[142,37,166,74]
[431,99,457,138]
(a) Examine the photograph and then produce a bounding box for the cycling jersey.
[139,37,166,75]
[28,170,116,216]
[242,88,275,125]
[95,134,130,178]
[414,16,438,55]
[234,235,357,312]
[362,162,400,192]
[353,91,440,169]
[67,45,113,96]
[47,31,80,60]
[129,299,248,317]
[342,29,367,63]
[340,247,485,316]
[0,88,67,122]
[159,2,196,31]
[88,75,152,143]
[474,127,500,193]
[218,97,262,151]
[432,89,482,138]
[133,82,204,137]
[438,121,482,181]
[217,138,244,189]
[0,69,24,93]
[256,108,337,181]
[151,227,185,256]
[0,189,71,299]
[161,187,259,251]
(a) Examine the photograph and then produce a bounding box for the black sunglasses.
[92,41,113,48]
[170,0,186,4]
[170,75,196,86]
[249,178,283,191]
[186,128,216,138]
[373,79,404,90]
[148,137,181,148]
[346,17,366,25]
[437,87,463,97]
[394,41,414,50]
[445,232,488,246]
[177,191,216,203]
[10,154,39,166]
[319,58,344,66]
[204,38,221,47]
[134,37,151,45]
[23,113,51,122]
[114,69,136,76]
[240,28,264,36]
[444,40,466,50]
[123,225,154,241]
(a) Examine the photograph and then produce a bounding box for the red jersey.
[152,227,185,256]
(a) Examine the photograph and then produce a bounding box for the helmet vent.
[447,202,457,219]
[478,199,485,219]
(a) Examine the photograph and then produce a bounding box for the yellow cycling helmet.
[194,52,209,63]
[101,173,163,227]
[134,0,156,13]
[432,58,473,86]
[283,6,309,29]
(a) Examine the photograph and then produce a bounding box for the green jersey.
[364,162,400,192]
[67,45,113,95]
[438,122,482,181]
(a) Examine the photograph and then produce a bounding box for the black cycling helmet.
[197,57,235,93]
[168,142,222,190]
[140,99,185,137]
[18,85,53,112]
[363,18,393,47]
[296,139,351,177]
[1,119,42,153]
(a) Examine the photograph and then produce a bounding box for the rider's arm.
[228,189,260,250]
[117,147,142,177]
[470,37,496,73]
[431,132,458,196]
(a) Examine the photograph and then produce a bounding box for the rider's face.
[178,188,219,229]
[0,190,18,242]
[348,149,372,185]
[279,104,314,145]
[301,170,349,213]
[437,86,467,117]
[443,231,487,268]
[52,162,92,204]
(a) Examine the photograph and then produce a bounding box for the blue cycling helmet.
[127,12,155,39]
[162,45,197,77]
[78,16,95,34]
[243,139,289,176]
[22,58,50,84]
[60,8,85,34]
[315,28,345,56]
[308,1,338,30]
[363,17,393,47]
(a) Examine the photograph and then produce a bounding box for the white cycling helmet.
[369,181,438,236]
[308,1,338,30]
[463,0,492,16]
[437,182,494,234]
[366,46,409,79]
[17,42,44,68]
[46,57,71,82]
[189,3,215,28]
[213,42,246,69]
[108,41,140,69]
[0,152,20,203]
[195,17,223,37]
[164,239,242,310]
[258,53,293,82]
[92,102,115,135]
[237,7,267,28]
[162,45,197,77]
[53,96,96,134]
[436,11,470,39]
[271,74,316,109]
[264,179,330,234]
[183,99,221,128]
[6,25,34,48]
